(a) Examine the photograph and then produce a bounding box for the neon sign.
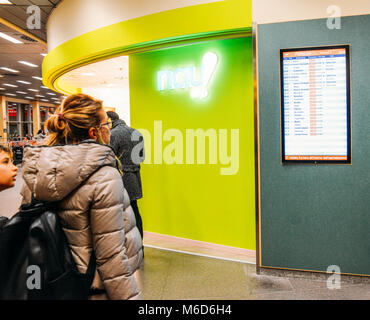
[157,52,218,99]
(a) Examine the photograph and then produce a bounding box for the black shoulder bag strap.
[85,251,96,290]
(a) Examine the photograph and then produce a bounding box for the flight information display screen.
[280,45,351,163]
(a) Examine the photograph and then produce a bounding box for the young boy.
[0,145,18,229]
[0,145,18,192]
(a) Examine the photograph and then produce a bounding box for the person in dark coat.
[107,111,145,242]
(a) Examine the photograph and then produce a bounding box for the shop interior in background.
[6,101,55,139]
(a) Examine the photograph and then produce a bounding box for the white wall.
[253,0,370,24]
[47,0,224,51]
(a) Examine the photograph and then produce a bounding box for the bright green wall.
[130,37,255,250]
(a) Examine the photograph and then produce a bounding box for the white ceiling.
[59,55,129,89]
[0,22,63,104]
[57,55,131,123]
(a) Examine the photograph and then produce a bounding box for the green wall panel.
[258,15,370,275]
[130,37,255,250]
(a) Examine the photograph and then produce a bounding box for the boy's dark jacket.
[0,216,9,231]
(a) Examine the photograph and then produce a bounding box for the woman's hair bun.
[47,113,66,133]
[44,93,103,146]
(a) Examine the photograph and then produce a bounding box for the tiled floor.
[137,247,370,300]
[1,168,369,300]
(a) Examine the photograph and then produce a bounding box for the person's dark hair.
[45,94,104,146]
[37,129,45,135]
[0,145,11,156]
[106,111,119,121]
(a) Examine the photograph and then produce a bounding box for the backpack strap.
[85,250,96,287]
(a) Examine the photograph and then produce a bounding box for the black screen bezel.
[280,45,351,164]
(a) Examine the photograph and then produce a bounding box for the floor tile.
[160,251,251,300]
[139,247,173,300]
[252,284,370,300]
[289,277,362,291]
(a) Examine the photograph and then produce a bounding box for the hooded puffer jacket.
[20,140,143,300]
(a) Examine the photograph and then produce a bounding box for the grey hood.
[22,141,118,202]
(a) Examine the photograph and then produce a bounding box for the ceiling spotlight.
[0,67,19,73]
[32,76,43,81]
[16,80,32,85]
[3,83,18,87]
[18,61,38,68]
[0,32,22,44]
[16,91,27,94]
[6,93,16,96]
[28,89,39,92]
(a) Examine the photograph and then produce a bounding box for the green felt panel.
[258,15,370,275]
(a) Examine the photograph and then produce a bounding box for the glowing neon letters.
[157,52,218,99]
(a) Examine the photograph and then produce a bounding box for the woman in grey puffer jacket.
[20,94,143,300]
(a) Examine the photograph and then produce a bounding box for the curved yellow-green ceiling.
[42,0,252,94]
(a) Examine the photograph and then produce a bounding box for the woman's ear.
[88,127,98,141]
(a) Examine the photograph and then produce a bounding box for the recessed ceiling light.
[25,97,34,100]
[40,99,49,102]
[16,91,27,94]
[18,61,38,68]
[32,76,43,81]
[35,95,45,98]
[16,80,32,85]
[0,32,22,44]
[28,89,39,92]
[6,93,16,96]
[41,86,48,89]
[3,83,18,87]
[0,88,5,90]
[46,92,56,96]
[0,67,19,73]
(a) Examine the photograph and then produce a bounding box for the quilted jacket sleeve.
[89,166,141,300]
